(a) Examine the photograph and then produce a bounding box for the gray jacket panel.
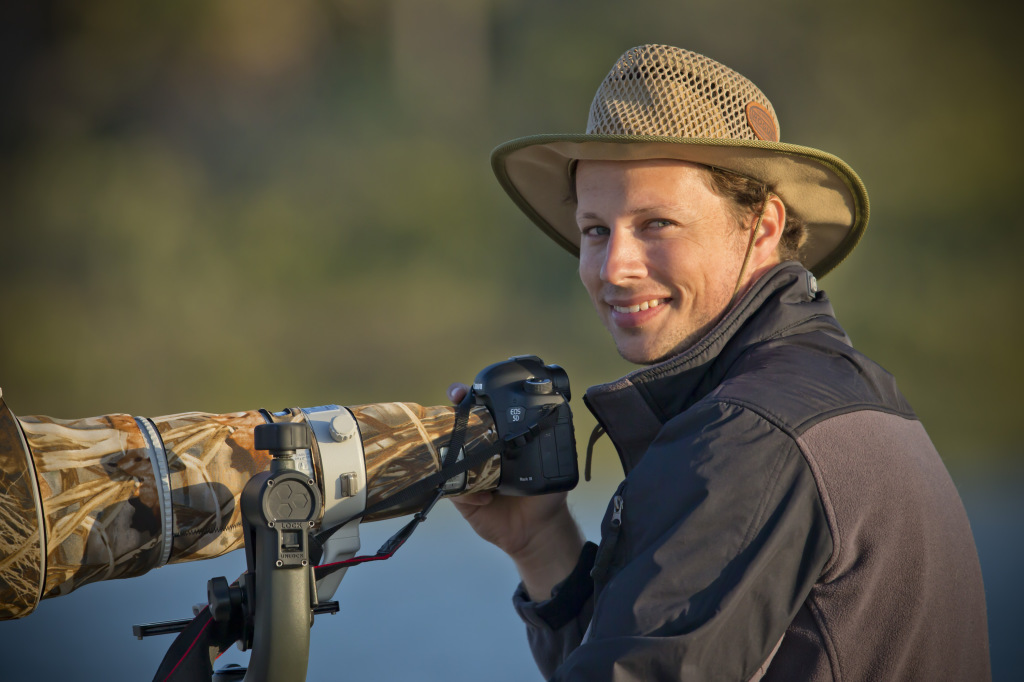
[779,411,990,681]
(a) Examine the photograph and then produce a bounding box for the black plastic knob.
[254,422,310,454]
[207,576,236,623]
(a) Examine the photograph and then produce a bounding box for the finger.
[446,382,470,404]
[450,491,494,508]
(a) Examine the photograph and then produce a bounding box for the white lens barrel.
[301,406,367,600]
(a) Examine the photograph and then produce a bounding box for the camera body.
[472,355,578,496]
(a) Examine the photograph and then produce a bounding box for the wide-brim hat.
[491,44,869,278]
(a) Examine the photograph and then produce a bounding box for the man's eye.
[648,219,674,229]
[581,225,609,237]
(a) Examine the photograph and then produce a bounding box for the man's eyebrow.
[576,205,683,220]
[629,204,684,215]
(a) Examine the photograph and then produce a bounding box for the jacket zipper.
[590,493,624,584]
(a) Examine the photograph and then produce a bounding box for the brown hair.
[700,166,807,262]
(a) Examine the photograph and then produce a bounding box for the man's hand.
[447,382,585,601]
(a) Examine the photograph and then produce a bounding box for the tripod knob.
[207,576,244,623]
[254,422,310,456]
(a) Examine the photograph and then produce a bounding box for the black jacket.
[514,263,990,681]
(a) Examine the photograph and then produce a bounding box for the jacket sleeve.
[512,542,598,679]
[526,399,833,681]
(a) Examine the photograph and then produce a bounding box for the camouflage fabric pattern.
[353,402,500,521]
[150,411,274,563]
[15,409,277,604]
[18,412,161,602]
[0,401,501,619]
[0,394,45,619]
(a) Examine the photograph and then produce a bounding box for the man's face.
[576,159,750,365]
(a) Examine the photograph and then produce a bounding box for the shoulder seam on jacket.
[714,393,917,436]
[713,396,799,441]
[715,396,842,577]
[707,398,806,552]
[797,403,917,434]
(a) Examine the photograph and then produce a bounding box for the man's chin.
[612,315,725,366]
[614,332,705,366]
[615,343,675,367]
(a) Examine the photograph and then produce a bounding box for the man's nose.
[600,229,646,284]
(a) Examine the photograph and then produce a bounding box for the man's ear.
[751,193,786,267]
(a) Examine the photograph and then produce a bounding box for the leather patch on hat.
[745,101,778,141]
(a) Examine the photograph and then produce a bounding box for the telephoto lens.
[0,393,500,620]
[0,355,578,621]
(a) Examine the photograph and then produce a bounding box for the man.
[450,45,990,680]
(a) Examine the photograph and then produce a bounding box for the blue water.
[0,471,1018,681]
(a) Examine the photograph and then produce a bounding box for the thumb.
[447,382,469,404]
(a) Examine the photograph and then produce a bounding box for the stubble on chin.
[614,308,727,366]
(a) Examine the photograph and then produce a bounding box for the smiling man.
[452,45,990,681]
[576,159,785,364]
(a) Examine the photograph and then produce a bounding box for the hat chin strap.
[730,193,774,304]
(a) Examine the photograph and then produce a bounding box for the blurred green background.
[0,0,1020,678]
[2,0,1021,472]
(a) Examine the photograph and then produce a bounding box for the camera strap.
[312,391,496,576]
[312,391,562,578]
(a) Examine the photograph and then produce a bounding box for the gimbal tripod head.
[140,422,330,681]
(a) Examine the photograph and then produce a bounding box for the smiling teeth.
[613,299,665,314]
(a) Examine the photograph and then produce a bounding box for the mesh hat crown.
[491,45,869,277]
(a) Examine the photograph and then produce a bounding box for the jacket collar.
[583,262,848,473]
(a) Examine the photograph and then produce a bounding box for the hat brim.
[491,134,869,278]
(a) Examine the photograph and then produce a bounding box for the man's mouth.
[610,298,669,314]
